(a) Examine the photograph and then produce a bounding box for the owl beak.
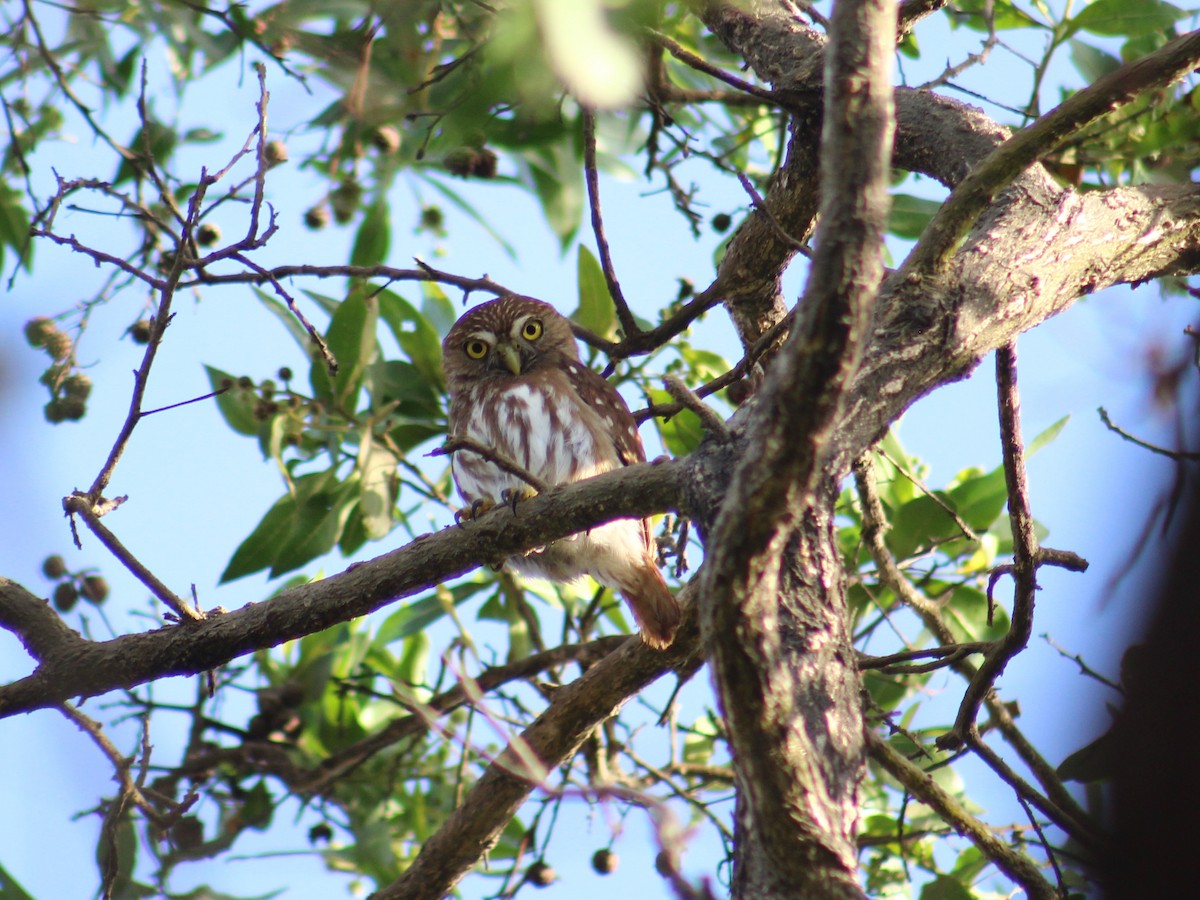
[497,341,523,375]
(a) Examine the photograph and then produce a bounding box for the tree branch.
[0,459,688,717]
[699,0,897,894]
[866,729,1058,899]
[905,27,1200,275]
[372,593,704,899]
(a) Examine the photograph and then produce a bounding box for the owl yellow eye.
[465,339,488,359]
[520,319,543,341]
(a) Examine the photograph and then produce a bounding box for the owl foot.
[499,486,538,513]
[454,498,495,524]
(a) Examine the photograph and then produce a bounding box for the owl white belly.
[451,382,639,588]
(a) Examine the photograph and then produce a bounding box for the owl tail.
[620,563,682,650]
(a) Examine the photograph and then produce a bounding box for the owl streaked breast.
[442,294,681,649]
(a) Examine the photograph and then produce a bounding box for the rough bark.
[697,0,897,895]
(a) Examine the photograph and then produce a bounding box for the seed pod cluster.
[25,317,93,423]
[42,554,110,610]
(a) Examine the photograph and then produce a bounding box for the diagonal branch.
[372,593,703,900]
[866,729,1058,899]
[905,27,1200,275]
[0,458,688,717]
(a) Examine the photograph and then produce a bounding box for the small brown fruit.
[24,317,58,348]
[371,125,401,155]
[131,319,153,344]
[591,848,618,875]
[711,212,732,233]
[330,180,362,224]
[526,861,556,887]
[308,823,333,845]
[63,374,92,401]
[42,554,67,579]
[304,204,331,231]
[265,140,289,166]
[44,330,73,361]
[196,222,222,246]
[44,397,85,423]
[53,582,78,612]
[81,575,110,604]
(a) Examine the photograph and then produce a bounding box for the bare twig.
[1098,406,1200,461]
[645,29,778,105]
[62,493,204,623]
[736,171,812,257]
[430,437,548,494]
[940,343,1038,747]
[662,376,731,441]
[582,108,638,338]
[232,251,337,376]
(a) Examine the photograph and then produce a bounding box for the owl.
[442,295,681,649]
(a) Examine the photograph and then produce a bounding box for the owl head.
[442,295,580,394]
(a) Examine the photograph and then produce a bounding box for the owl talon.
[500,487,537,513]
[454,498,494,525]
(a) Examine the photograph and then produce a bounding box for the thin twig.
[1098,406,1200,461]
[582,108,637,338]
[662,376,731,441]
[736,171,812,257]
[645,29,778,105]
[142,387,230,417]
[62,493,204,623]
[431,437,548,494]
[866,730,1059,899]
[232,251,337,376]
[942,343,1038,747]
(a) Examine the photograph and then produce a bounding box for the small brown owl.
[442,295,681,649]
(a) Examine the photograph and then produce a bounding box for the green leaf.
[356,433,397,540]
[377,290,445,390]
[350,200,391,268]
[0,184,31,271]
[366,361,442,412]
[270,479,355,577]
[1068,39,1122,82]
[1056,725,1118,782]
[240,780,275,831]
[572,244,617,339]
[528,149,583,247]
[0,861,36,900]
[919,874,976,900]
[942,583,1009,642]
[422,176,517,258]
[205,366,260,437]
[221,469,350,581]
[222,494,298,582]
[951,0,1042,31]
[647,388,703,456]
[888,193,943,240]
[315,288,380,409]
[377,580,490,644]
[393,630,432,688]
[420,283,458,335]
[114,118,178,184]
[1028,414,1069,455]
[1070,0,1187,37]
[252,287,315,352]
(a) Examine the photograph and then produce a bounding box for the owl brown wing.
[559,357,647,467]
